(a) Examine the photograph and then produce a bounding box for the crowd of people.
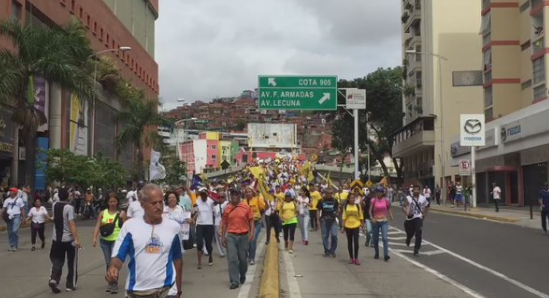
[1,157,434,298]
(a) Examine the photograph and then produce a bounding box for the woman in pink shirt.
[369,186,394,262]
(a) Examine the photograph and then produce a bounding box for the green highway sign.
[258,75,338,111]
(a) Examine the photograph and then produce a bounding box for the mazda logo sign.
[500,127,507,141]
[464,119,482,134]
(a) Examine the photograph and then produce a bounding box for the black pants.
[283,223,297,242]
[435,193,441,205]
[196,225,214,255]
[74,199,81,214]
[494,199,500,212]
[31,222,45,245]
[404,218,423,251]
[309,210,318,229]
[345,228,359,259]
[542,210,549,232]
[265,214,280,241]
[50,240,78,288]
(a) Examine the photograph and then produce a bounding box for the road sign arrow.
[318,93,330,104]
[268,78,277,86]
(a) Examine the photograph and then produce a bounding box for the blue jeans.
[248,221,262,262]
[320,218,338,254]
[99,239,115,270]
[7,215,22,249]
[372,221,389,257]
[365,219,373,246]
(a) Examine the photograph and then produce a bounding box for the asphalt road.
[391,211,549,298]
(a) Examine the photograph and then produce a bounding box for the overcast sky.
[155,0,401,108]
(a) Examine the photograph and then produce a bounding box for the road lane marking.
[390,226,549,298]
[282,248,302,298]
[238,236,265,298]
[390,248,486,298]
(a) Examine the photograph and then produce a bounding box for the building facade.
[392,0,484,193]
[450,0,549,206]
[0,0,158,188]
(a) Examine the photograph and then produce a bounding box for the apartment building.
[450,0,549,206]
[392,0,484,190]
[0,0,158,188]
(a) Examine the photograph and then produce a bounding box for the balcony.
[391,116,436,157]
[404,6,421,33]
[483,32,491,47]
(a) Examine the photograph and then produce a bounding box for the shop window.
[533,56,545,84]
[70,0,75,12]
[79,7,83,18]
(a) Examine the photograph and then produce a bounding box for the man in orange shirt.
[221,189,254,290]
[241,187,266,265]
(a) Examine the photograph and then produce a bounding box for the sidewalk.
[426,203,542,229]
[278,228,473,297]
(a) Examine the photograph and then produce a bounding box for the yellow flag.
[249,167,264,179]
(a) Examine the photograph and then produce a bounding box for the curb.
[259,234,279,298]
[429,208,520,223]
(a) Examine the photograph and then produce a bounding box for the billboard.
[69,93,88,155]
[460,114,485,147]
[247,123,297,149]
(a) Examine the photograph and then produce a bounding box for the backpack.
[99,212,121,237]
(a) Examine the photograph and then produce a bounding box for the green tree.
[235,118,247,131]
[331,67,404,181]
[116,95,172,181]
[160,153,187,187]
[43,149,128,190]
[0,20,95,187]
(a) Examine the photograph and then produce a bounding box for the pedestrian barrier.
[259,234,280,298]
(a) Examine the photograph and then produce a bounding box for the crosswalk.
[361,226,446,257]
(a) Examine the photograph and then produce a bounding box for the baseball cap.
[198,187,208,193]
[9,187,18,193]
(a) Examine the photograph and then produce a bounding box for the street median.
[259,234,280,298]
[429,207,520,223]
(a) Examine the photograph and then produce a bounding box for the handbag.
[1,208,10,223]
[32,222,41,230]
[100,212,120,237]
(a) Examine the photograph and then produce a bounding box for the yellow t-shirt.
[342,204,363,229]
[242,196,266,221]
[309,191,321,211]
[336,191,349,203]
[279,201,298,225]
[275,192,285,205]
[189,191,197,206]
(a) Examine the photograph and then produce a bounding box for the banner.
[34,76,49,132]
[149,150,166,181]
[69,93,88,155]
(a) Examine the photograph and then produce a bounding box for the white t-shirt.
[423,188,431,198]
[456,186,463,195]
[296,196,310,216]
[214,201,228,226]
[195,197,215,225]
[28,206,49,223]
[3,197,24,216]
[405,195,429,219]
[492,186,501,199]
[112,217,182,292]
[127,201,145,219]
[126,190,138,202]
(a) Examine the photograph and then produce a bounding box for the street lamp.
[405,49,449,204]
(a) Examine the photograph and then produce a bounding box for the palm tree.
[116,95,172,181]
[0,20,95,187]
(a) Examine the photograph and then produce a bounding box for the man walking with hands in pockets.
[106,184,183,298]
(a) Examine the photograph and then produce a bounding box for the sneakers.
[289,249,293,254]
[355,259,361,265]
[65,287,76,292]
[330,252,336,258]
[249,260,255,266]
[105,284,112,292]
[230,284,239,289]
[384,255,391,262]
[31,246,36,251]
[304,240,308,246]
[405,238,411,247]
[240,276,246,285]
[413,250,419,257]
[209,256,213,266]
[110,284,118,294]
[323,253,330,258]
[374,254,379,260]
[41,242,46,249]
[349,259,355,264]
[49,280,61,294]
